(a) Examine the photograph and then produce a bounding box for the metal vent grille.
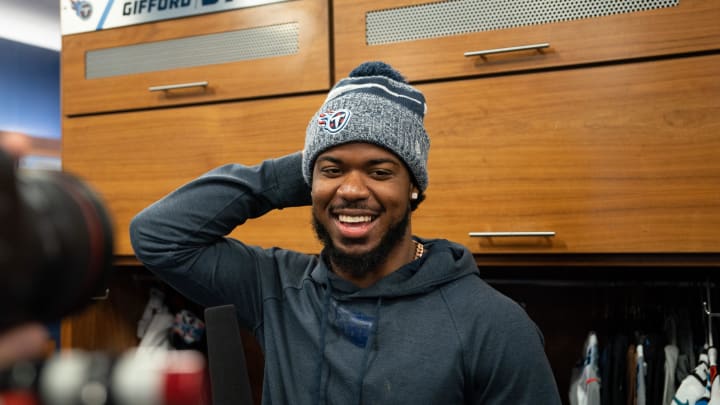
[366,0,680,45]
[86,22,300,79]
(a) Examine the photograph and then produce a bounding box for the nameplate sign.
[61,0,290,35]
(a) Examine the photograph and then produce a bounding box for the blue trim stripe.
[326,80,426,117]
[337,86,426,117]
[96,0,115,31]
[340,76,426,104]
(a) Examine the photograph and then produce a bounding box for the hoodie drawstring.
[315,281,333,405]
[357,297,382,405]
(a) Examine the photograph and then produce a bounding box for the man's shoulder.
[261,247,321,288]
[441,274,507,304]
[440,274,531,326]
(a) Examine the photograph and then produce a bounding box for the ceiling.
[1,0,61,51]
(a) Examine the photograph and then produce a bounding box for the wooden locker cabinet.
[413,54,720,254]
[62,0,330,116]
[62,94,325,257]
[333,0,720,80]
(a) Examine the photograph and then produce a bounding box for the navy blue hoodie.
[130,152,561,404]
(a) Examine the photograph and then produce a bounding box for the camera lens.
[1,168,114,330]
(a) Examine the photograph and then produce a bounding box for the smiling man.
[130,62,561,404]
[311,143,417,287]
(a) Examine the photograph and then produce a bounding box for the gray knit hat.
[303,61,430,191]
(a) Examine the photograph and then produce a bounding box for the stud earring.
[411,192,418,200]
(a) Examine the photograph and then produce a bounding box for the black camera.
[0,151,211,405]
[0,149,114,332]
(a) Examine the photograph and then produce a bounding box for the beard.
[312,206,411,280]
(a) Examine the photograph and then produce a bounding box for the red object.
[164,368,208,405]
[0,390,40,405]
[163,352,209,405]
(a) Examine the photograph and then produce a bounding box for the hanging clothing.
[604,334,629,405]
[137,288,167,339]
[711,347,718,388]
[627,344,637,405]
[138,310,173,350]
[706,347,720,405]
[637,344,647,405]
[672,356,709,405]
[664,344,680,405]
[709,368,720,405]
[664,314,681,405]
[570,332,601,405]
[137,287,172,350]
[677,308,699,384]
[646,332,668,405]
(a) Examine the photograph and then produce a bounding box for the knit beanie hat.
[303,61,430,191]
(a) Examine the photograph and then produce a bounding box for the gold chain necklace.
[414,240,424,260]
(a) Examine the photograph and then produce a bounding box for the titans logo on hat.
[318,109,351,134]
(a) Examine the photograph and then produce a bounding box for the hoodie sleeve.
[445,278,562,404]
[129,152,311,325]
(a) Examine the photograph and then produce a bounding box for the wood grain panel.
[63,94,325,256]
[412,54,720,253]
[62,0,330,116]
[60,270,145,351]
[333,0,720,81]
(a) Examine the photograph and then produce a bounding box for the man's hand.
[0,323,50,369]
[0,132,31,162]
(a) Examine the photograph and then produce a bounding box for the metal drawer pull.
[92,288,110,300]
[148,81,209,92]
[469,231,556,237]
[464,43,550,57]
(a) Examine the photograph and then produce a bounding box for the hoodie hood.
[309,238,479,299]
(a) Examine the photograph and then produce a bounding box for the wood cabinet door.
[413,54,720,254]
[334,0,720,81]
[63,94,325,257]
[62,0,330,116]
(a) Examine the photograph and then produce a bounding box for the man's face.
[311,142,416,275]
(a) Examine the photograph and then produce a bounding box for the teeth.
[338,215,373,223]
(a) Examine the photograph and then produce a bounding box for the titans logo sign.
[70,0,93,19]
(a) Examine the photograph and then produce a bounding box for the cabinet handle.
[469,231,555,237]
[464,43,550,57]
[91,288,110,300]
[148,81,209,92]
